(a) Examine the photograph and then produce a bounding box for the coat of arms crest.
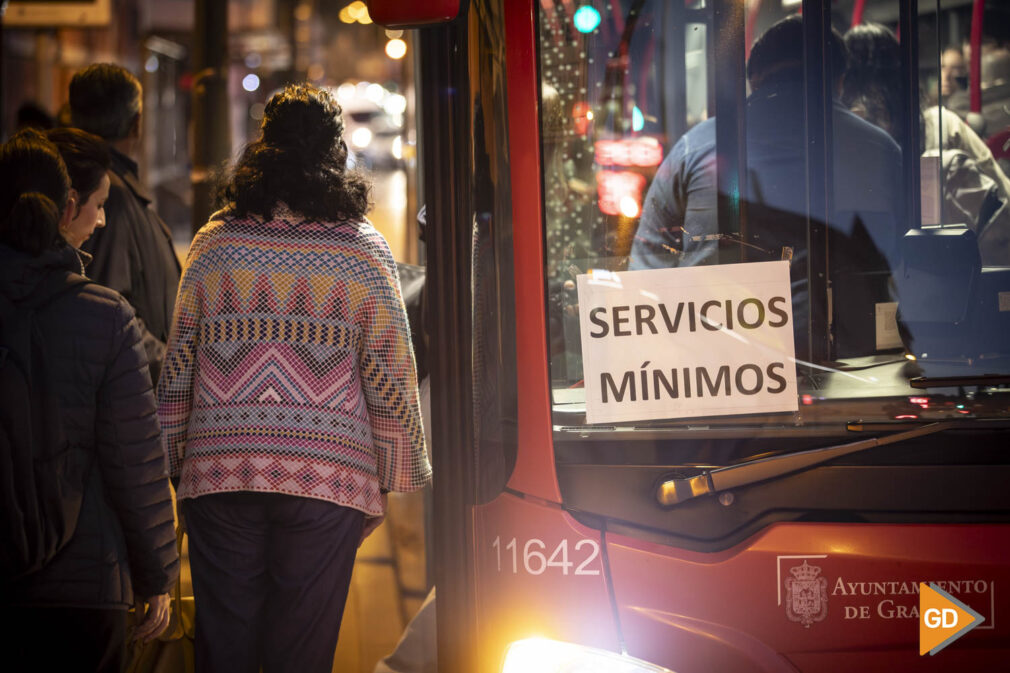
[784,560,828,627]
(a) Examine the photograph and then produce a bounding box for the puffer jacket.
[0,243,179,609]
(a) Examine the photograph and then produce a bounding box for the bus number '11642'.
[491,536,601,576]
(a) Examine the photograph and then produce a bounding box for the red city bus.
[370,0,1010,671]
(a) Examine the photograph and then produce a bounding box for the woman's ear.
[61,188,80,230]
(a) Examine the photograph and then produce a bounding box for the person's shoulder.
[100,170,138,234]
[679,118,716,156]
[345,217,381,241]
[193,208,251,246]
[194,211,233,241]
[924,105,969,131]
[329,219,397,277]
[107,166,129,190]
[652,119,714,180]
[79,280,127,306]
[103,170,130,207]
[62,279,137,329]
[328,218,390,252]
[835,106,901,157]
[688,117,716,137]
[178,212,239,266]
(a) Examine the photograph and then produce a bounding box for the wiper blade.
[656,421,956,507]
[911,374,1010,389]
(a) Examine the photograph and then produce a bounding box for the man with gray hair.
[69,63,181,383]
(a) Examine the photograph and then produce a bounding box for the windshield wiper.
[910,374,1010,389]
[656,421,958,506]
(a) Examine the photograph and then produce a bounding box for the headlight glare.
[501,638,672,673]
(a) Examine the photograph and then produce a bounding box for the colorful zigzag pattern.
[157,207,430,516]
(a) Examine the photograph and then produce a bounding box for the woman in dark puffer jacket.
[0,129,179,671]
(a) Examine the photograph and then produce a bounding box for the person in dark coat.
[68,63,182,383]
[630,15,903,359]
[0,129,179,672]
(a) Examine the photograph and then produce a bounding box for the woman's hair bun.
[260,84,344,159]
[1,191,62,255]
[0,128,71,255]
[219,82,371,221]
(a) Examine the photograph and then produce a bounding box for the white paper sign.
[874,302,902,350]
[577,261,798,424]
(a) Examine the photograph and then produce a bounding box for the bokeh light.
[351,127,373,149]
[336,83,356,102]
[619,195,641,218]
[573,6,601,33]
[366,83,386,104]
[385,38,407,60]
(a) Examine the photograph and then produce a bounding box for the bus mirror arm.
[656,421,958,507]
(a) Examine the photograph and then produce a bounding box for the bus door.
[371,0,1010,671]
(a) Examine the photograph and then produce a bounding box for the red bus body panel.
[609,524,1009,672]
[474,493,619,670]
[473,495,1010,671]
[366,0,461,27]
[503,0,561,505]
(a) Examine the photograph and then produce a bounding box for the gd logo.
[923,607,958,629]
[919,583,985,656]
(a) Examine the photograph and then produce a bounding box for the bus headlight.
[501,638,673,673]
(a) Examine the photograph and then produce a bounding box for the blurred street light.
[384,93,407,116]
[366,83,385,104]
[337,83,356,102]
[340,1,372,24]
[351,126,373,149]
[385,38,407,60]
[242,74,261,92]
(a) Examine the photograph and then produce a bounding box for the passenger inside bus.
[842,22,1010,267]
[629,15,902,360]
[949,43,1010,144]
[940,45,968,100]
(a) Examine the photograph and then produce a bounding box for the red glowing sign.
[572,102,592,135]
[596,170,646,217]
[594,137,664,167]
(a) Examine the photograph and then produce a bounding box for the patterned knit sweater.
[157,206,430,515]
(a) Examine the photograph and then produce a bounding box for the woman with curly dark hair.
[157,84,430,673]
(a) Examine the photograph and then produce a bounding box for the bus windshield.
[540,0,1010,438]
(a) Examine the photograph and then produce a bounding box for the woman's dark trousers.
[182,492,364,673]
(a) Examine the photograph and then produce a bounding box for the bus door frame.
[416,9,482,673]
[802,0,834,363]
